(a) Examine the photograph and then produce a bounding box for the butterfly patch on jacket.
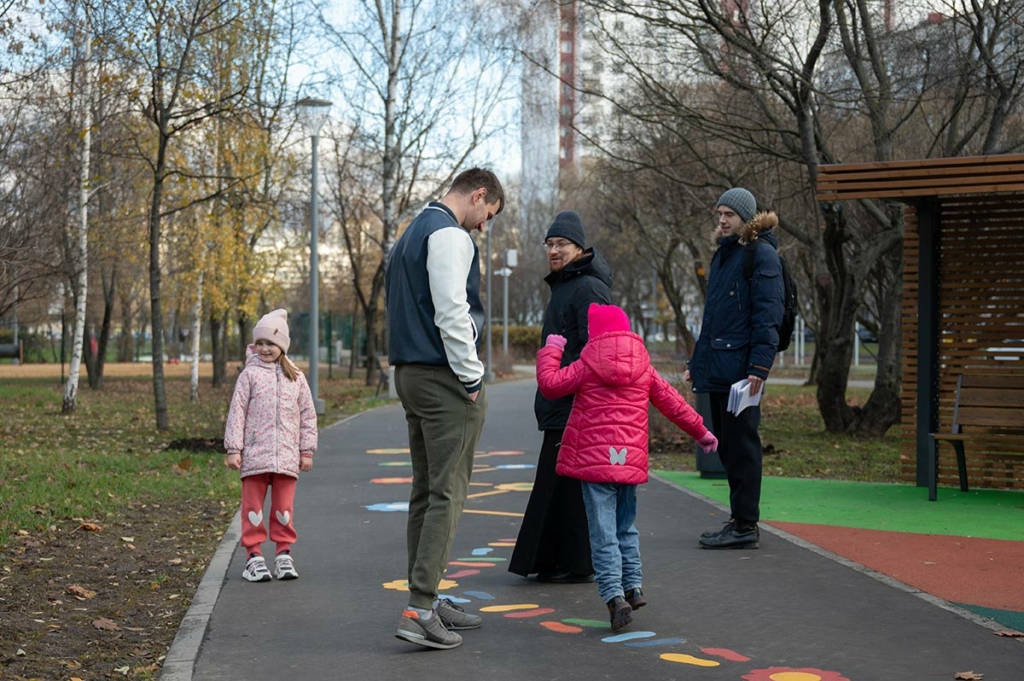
[609,447,627,465]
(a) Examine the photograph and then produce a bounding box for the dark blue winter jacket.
[689,213,785,393]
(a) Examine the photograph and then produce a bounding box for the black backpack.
[743,241,798,353]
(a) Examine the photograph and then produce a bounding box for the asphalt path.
[164,378,1023,681]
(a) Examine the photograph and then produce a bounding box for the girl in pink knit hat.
[537,303,717,631]
[223,309,318,582]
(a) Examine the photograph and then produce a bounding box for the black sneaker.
[625,587,647,610]
[395,609,462,650]
[607,596,633,632]
[700,519,735,539]
[436,598,481,630]
[699,523,759,549]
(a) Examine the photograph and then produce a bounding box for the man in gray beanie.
[510,208,611,585]
[685,188,785,550]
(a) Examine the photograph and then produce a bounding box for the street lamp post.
[497,249,517,355]
[296,97,332,415]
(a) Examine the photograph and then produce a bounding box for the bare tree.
[318,0,516,384]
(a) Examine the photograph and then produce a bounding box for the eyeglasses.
[543,239,575,251]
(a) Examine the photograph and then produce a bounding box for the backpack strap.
[742,240,766,281]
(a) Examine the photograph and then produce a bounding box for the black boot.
[607,596,633,631]
[698,523,759,549]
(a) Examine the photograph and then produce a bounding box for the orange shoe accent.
[402,609,420,619]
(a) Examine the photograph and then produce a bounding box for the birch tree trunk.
[63,9,91,414]
[189,268,204,402]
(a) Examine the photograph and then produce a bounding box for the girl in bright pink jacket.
[224,309,318,583]
[537,303,717,632]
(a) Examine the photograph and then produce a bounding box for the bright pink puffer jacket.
[537,329,708,485]
[223,345,318,479]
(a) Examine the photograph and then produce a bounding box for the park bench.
[930,373,1024,500]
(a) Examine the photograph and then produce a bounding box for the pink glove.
[545,334,567,350]
[697,431,718,454]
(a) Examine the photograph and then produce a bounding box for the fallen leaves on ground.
[955,672,984,680]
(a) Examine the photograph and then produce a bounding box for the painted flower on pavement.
[743,669,850,681]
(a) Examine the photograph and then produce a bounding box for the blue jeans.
[580,482,642,604]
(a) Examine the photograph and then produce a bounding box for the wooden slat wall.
[818,154,1024,201]
[901,196,1024,490]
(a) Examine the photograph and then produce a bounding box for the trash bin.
[694,391,727,478]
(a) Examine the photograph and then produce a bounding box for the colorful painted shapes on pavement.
[366,448,410,454]
[495,464,535,469]
[382,578,459,592]
[489,541,516,547]
[701,647,750,662]
[602,631,656,643]
[444,569,480,579]
[475,451,525,457]
[471,548,494,556]
[660,653,720,667]
[540,621,583,634]
[366,502,408,512]
[504,608,555,618]
[370,477,413,484]
[742,669,850,681]
[453,557,505,562]
[624,638,686,648]
[377,461,411,466]
[462,591,495,600]
[449,561,495,568]
[561,618,610,628]
[480,604,540,613]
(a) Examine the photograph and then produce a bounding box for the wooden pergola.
[816,154,1024,498]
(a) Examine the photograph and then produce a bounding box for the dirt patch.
[0,499,232,680]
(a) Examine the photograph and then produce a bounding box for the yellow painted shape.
[480,603,540,613]
[463,509,524,517]
[489,542,516,547]
[660,653,720,667]
[476,451,525,457]
[366,448,410,454]
[770,674,823,681]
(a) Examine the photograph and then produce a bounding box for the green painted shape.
[562,618,610,628]
[654,471,1024,541]
[954,603,1024,632]
[453,557,506,562]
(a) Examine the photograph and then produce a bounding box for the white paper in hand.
[728,379,762,416]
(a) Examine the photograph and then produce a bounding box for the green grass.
[0,373,386,548]
[651,383,902,483]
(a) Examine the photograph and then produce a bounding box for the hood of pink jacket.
[580,331,651,388]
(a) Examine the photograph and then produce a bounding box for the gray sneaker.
[395,609,462,650]
[437,598,481,630]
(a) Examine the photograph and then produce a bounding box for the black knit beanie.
[545,211,586,249]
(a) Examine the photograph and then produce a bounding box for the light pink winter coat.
[223,345,318,478]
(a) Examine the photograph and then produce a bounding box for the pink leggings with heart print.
[240,473,297,556]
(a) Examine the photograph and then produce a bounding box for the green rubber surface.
[655,471,1024,541]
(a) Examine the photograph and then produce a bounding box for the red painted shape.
[448,561,495,567]
[700,647,750,662]
[505,608,555,618]
[540,621,582,634]
[444,569,480,579]
[771,521,1024,611]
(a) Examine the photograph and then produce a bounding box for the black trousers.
[508,429,593,577]
[708,392,763,525]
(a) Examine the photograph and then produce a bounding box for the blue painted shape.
[601,631,657,643]
[365,502,409,512]
[438,595,471,604]
[495,464,535,469]
[462,590,495,600]
[624,637,685,647]
[471,548,494,556]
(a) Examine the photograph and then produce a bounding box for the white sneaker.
[274,553,299,580]
[242,555,271,582]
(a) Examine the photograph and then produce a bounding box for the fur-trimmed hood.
[711,210,779,248]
